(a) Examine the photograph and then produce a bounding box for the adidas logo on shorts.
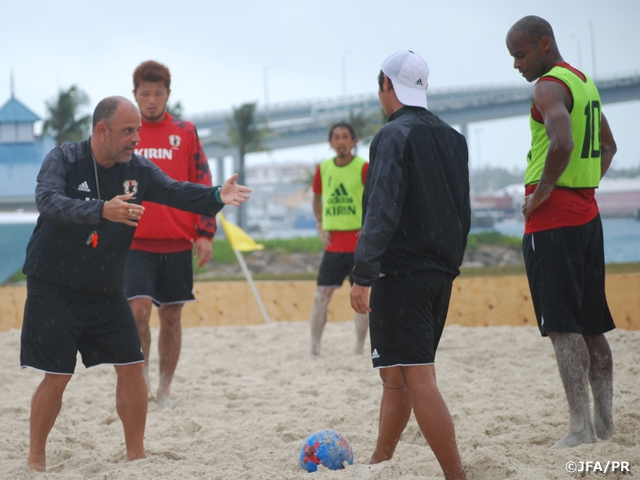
[371,348,380,359]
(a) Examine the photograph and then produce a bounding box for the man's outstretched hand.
[220,173,252,206]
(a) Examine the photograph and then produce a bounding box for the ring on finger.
[128,208,132,216]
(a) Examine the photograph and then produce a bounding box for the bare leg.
[310,287,335,356]
[129,297,153,392]
[28,373,72,471]
[403,365,466,480]
[548,332,598,449]
[370,367,411,464]
[584,334,614,440]
[156,303,182,409]
[354,312,369,355]
[114,363,147,462]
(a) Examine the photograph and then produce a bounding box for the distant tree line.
[471,166,524,193]
[470,163,640,193]
[604,165,640,178]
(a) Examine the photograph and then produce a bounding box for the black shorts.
[125,249,195,306]
[523,214,615,337]
[317,251,355,287]
[369,271,453,368]
[20,277,143,374]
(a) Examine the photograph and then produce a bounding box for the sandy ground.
[1,321,639,480]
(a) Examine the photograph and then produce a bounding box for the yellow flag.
[218,213,265,252]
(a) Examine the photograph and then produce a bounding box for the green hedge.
[195,236,325,273]
[465,231,522,250]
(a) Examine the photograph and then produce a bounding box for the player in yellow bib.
[507,16,617,450]
[310,122,369,356]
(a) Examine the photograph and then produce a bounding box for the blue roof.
[0,97,40,123]
[0,137,54,198]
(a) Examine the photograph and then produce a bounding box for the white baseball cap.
[381,50,429,109]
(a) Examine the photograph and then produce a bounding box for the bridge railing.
[194,74,640,157]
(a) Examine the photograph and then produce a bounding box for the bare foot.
[157,394,173,409]
[369,450,393,464]
[27,451,46,472]
[551,428,598,449]
[594,412,614,440]
[125,450,147,462]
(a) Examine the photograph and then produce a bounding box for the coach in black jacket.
[350,51,470,480]
[21,96,250,472]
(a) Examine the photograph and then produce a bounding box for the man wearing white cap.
[350,50,470,479]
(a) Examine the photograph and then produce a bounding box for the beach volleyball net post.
[217,213,271,324]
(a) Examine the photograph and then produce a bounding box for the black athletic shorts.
[20,277,144,374]
[523,214,615,337]
[317,251,355,287]
[124,249,195,306]
[369,271,453,368]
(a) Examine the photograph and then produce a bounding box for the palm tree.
[42,85,91,146]
[348,108,384,154]
[166,100,183,118]
[226,102,271,228]
[299,166,316,192]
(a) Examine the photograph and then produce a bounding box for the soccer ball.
[299,429,354,472]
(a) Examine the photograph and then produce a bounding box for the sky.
[2,0,639,172]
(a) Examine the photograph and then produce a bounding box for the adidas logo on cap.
[381,50,429,109]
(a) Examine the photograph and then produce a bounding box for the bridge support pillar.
[216,157,225,186]
[460,122,468,139]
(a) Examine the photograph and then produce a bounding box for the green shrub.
[200,232,521,271]
[466,231,521,250]
[194,236,325,272]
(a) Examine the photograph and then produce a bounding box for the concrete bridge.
[191,74,640,176]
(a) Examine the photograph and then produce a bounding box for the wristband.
[214,187,223,204]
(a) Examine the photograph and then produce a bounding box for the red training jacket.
[131,112,216,253]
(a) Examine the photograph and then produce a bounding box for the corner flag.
[217,213,270,323]
[218,213,264,252]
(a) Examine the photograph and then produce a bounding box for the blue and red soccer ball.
[300,429,354,472]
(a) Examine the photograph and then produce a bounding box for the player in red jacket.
[125,61,216,408]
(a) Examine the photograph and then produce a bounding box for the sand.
[1,321,639,480]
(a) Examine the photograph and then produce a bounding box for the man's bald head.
[506,15,562,82]
[92,96,137,130]
[90,96,141,167]
[507,15,556,46]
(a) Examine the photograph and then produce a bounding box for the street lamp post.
[341,49,351,100]
[588,21,597,79]
[263,67,269,113]
[570,35,583,70]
